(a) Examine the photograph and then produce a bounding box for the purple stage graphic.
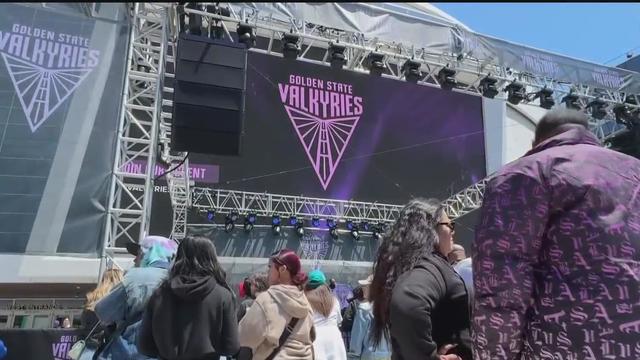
[188,51,486,206]
[279,75,364,189]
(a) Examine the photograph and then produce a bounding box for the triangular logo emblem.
[283,105,360,190]
[1,53,94,132]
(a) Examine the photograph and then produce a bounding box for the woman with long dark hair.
[238,249,315,360]
[137,235,239,360]
[369,199,471,360]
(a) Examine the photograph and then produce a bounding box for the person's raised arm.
[472,173,549,360]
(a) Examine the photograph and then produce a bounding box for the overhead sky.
[434,3,640,66]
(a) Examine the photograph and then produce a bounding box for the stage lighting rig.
[401,59,422,84]
[272,215,282,235]
[289,216,298,226]
[237,22,256,48]
[282,33,300,59]
[479,75,499,98]
[536,88,555,109]
[311,217,321,228]
[364,52,386,76]
[329,43,347,69]
[437,67,457,90]
[561,93,581,110]
[587,98,608,120]
[295,220,305,237]
[185,3,204,35]
[505,81,526,105]
[361,222,370,232]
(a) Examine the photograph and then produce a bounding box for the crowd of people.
[70,108,639,360]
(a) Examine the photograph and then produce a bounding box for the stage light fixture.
[186,3,203,36]
[271,215,282,235]
[505,82,526,105]
[224,215,235,232]
[346,220,355,231]
[230,211,239,222]
[350,228,360,240]
[237,22,256,48]
[295,221,305,237]
[613,104,633,125]
[479,75,499,99]
[247,213,257,224]
[561,93,581,110]
[401,59,422,84]
[537,88,555,109]
[327,219,338,239]
[326,219,337,229]
[372,227,382,241]
[289,216,298,226]
[282,33,300,60]
[365,52,386,76]
[437,67,457,90]
[206,209,215,222]
[218,6,230,18]
[243,220,254,232]
[329,43,347,69]
[587,99,608,120]
[329,228,339,239]
[361,222,370,232]
[311,217,321,228]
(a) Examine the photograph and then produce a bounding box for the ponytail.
[292,271,308,287]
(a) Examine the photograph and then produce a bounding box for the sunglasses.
[438,222,456,231]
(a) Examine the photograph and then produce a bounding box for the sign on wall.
[0,4,129,255]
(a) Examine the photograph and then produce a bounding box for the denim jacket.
[94,262,169,360]
[348,302,391,360]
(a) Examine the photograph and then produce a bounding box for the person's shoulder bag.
[237,316,301,360]
[68,321,102,360]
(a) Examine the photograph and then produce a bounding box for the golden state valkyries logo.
[0,24,101,132]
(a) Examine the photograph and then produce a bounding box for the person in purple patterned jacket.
[472,109,640,360]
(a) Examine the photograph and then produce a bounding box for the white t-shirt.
[312,298,347,360]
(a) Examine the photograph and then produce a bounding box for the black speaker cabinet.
[171,33,247,156]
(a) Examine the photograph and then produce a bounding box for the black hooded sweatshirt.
[138,275,240,360]
[389,253,472,360]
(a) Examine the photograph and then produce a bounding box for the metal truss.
[442,178,489,219]
[441,122,621,219]
[177,3,638,140]
[159,39,191,241]
[191,188,404,224]
[103,3,168,248]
